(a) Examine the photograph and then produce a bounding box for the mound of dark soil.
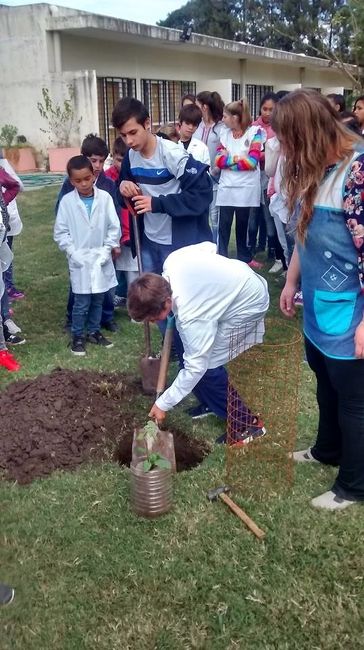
[0,368,209,484]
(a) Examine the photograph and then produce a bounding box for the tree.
[158,0,243,41]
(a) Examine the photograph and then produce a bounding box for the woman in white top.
[215,99,264,266]
[194,91,224,243]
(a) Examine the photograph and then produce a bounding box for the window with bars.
[245,84,274,120]
[232,83,241,102]
[97,77,136,149]
[141,80,196,128]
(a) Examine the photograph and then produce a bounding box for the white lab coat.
[178,138,211,166]
[156,242,269,412]
[54,187,121,294]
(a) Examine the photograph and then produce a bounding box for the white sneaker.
[311,490,356,511]
[4,318,21,334]
[292,448,319,463]
[268,260,283,274]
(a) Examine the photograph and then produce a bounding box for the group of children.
[4,89,363,372]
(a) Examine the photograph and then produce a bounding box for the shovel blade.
[139,356,161,394]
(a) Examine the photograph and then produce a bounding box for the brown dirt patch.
[0,368,209,484]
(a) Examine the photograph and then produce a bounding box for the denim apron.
[298,151,364,359]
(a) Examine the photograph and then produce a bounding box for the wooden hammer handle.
[219,493,265,540]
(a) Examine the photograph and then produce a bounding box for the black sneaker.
[0,583,14,606]
[87,331,114,348]
[71,336,86,356]
[186,404,214,420]
[101,320,119,332]
[3,325,26,345]
[216,419,266,446]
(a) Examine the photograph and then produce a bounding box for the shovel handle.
[156,315,175,398]
[219,493,265,540]
[126,195,152,357]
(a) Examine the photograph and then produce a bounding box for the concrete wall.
[0,4,98,154]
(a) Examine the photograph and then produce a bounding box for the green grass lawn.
[1,188,363,649]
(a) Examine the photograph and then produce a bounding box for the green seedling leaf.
[155,458,171,470]
[143,459,152,472]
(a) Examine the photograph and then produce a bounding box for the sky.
[2,0,185,25]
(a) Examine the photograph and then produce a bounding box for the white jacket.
[0,158,24,236]
[179,139,211,166]
[54,187,121,294]
[156,242,269,412]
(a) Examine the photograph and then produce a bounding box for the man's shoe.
[4,333,26,346]
[292,448,319,463]
[187,404,214,420]
[0,583,15,605]
[311,490,356,511]
[7,286,25,299]
[268,260,283,274]
[71,336,86,356]
[87,331,114,348]
[101,320,119,332]
[0,350,21,371]
[4,318,21,334]
[216,420,266,446]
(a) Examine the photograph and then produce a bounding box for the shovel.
[126,197,176,473]
[126,196,161,394]
[152,313,176,472]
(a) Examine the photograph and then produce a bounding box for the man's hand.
[354,321,364,358]
[119,180,140,198]
[133,195,152,215]
[280,282,297,318]
[149,403,166,425]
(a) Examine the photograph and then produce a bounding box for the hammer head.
[207,485,231,501]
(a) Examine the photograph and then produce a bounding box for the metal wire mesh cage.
[226,318,302,499]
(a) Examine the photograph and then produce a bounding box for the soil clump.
[0,368,209,484]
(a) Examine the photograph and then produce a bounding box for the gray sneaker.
[311,490,356,511]
[0,583,14,605]
[292,448,319,463]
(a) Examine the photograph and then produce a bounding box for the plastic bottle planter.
[130,462,173,518]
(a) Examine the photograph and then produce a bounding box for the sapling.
[136,420,171,473]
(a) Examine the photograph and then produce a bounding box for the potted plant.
[37,85,81,172]
[130,421,173,518]
[0,124,37,172]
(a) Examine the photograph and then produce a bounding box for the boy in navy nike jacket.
[112,98,212,274]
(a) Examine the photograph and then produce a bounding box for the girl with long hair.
[353,95,364,134]
[277,89,364,510]
[215,99,264,265]
[194,91,224,242]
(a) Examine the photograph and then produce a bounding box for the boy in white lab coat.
[128,242,269,443]
[54,155,121,356]
[178,104,211,166]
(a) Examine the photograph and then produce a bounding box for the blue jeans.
[1,279,10,320]
[141,234,174,274]
[4,235,13,290]
[173,328,251,423]
[71,293,104,337]
[67,286,115,325]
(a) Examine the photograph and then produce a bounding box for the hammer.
[207,485,265,540]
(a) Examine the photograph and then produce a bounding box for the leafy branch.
[37,85,82,147]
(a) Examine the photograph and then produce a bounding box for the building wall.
[0,3,355,156]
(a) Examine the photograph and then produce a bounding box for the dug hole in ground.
[0,368,209,485]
